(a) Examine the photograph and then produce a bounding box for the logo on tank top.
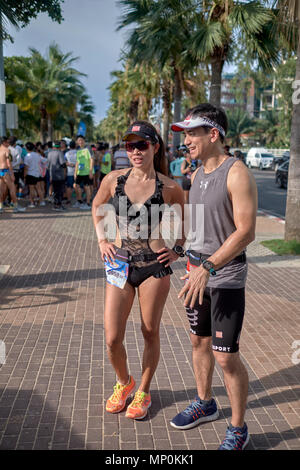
[199,180,209,191]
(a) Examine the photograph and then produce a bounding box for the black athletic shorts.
[185,286,245,354]
[26,175,39,186]
[75,175,93,186]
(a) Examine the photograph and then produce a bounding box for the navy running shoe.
[218,423,250,450]
[170,397,219,430]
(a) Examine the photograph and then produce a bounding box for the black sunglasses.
[125,141,151,152]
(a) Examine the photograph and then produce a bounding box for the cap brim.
[122,131,149,141]
[171,121,201,132]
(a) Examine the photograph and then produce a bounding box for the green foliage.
[5,43,94,141]
[261,239,300,255]
[0,0,64,40]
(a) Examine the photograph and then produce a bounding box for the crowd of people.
[0,135,131,214]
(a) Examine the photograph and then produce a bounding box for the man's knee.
[190,333,212,351]
[213,351,241,373]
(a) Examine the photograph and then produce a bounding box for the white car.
[246,148,274,170]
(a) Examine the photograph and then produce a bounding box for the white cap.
[171,115,225,137]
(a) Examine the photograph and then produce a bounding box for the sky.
[4,0,128,124]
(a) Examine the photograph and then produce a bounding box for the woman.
[181,148,198,203]
[92,121,185,420]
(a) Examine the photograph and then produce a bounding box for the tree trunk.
[172,67,182,154]
[47,115,53,141]
[40,105,48,143]
[161,78,171,149]
[209,57,224,107]
[284,32,300,242]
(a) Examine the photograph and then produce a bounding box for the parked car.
[272,151,290,171]
[246,147,274,170]
[275,161,289,189]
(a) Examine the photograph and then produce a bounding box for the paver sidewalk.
[0,205,299,450]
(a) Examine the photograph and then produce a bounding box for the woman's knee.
[141,324,159,343]
[105,335,124,353]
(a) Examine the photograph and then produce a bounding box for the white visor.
[171,115,225,137]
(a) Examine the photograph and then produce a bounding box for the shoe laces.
[184,400,204,416]
[110,383,126,402]
[131,391,146,407]
[220,427,245,450]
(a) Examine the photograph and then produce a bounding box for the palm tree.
[275,0,300,241]
[7,43,87,142]
[117,0,196,150]
[226,108,255,147]
[187,0,280,107]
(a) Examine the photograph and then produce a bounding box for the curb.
[257,209,285,224]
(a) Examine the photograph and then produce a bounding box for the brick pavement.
[0,204,299,450]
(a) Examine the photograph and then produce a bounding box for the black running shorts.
[185,286,245,354]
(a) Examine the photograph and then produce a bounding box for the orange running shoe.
[125,390,151,419]
[106,375,135,414]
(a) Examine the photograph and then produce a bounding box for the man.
[100,142,111,182]
[112,142,130,170]
[74,135,93,210]
[170,104,257,450]
[8,136,23,197]
[47,141,67,211]
[24,142,46,208]
[169,146,185,187]
[64,140,77,204]
[0,137,25,214]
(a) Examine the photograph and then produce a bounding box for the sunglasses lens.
[125,141,150,152]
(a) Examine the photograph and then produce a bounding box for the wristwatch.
[202,259,217,276]
[172,245,185,257]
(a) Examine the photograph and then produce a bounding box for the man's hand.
[178,266,210,308]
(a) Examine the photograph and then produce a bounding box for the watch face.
[174,245,184,256]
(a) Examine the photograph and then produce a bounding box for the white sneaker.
[72,201,81,208]
[13,205,26,213]
[40,201,46,206]
[80,203,91,210]
[28,204,35,208]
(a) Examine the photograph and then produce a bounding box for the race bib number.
[104,258,129,289]
[78,163,85,171]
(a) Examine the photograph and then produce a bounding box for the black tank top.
[111,169,165,266]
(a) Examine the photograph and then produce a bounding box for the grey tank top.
[188,157,247,288]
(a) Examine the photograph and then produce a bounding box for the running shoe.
[219,423,250,450]
[170,397,219,430]
[39,201,46,206]
[13,205,26,213]
[28,204,35,208]
[106,375,135,414]
[72,201,81,208]
[125,390,151,420]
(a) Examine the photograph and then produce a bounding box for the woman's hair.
[130,120,168,175]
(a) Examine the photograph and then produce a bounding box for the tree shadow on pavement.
[0,287,76,310]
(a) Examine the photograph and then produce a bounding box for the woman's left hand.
[156,247,179,267]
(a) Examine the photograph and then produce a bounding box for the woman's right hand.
[98,240,116,263]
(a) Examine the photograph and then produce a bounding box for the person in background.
[74,135,94,210]
[65,140,77,205]
[92,143,102,191]
[100,142,111,182]
[24,142,45,208]
[8,136,23,198]
[169,147,185,188]
[180,147,198,203]
[47,140,67,211]
[60,139,68,155]
[0,137,26,214]
[224,145,233,157]
[113,142,131,171]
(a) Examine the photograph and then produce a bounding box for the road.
[251,168,287,219]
